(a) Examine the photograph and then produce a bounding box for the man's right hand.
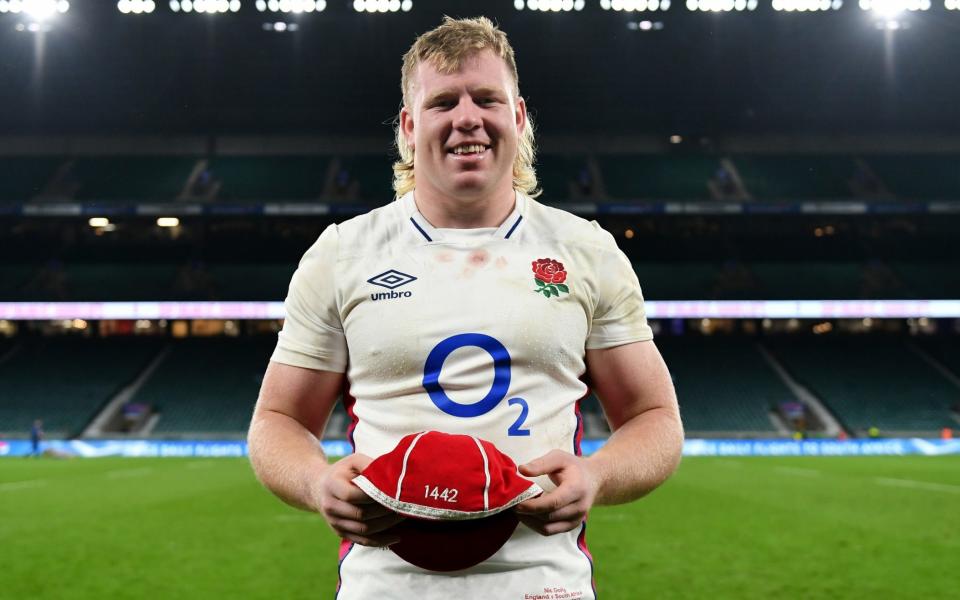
[314,453,405,547]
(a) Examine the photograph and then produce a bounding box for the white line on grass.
[0,479,47,492]
[774,466,821,477]
[874,478,960,494]
[105,467,154,479]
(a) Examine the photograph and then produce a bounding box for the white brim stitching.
[353,475,542,521]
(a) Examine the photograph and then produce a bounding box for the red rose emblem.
[532,258,567,284]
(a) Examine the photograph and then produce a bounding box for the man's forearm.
[247,409,330,512]
[586,405,684,506]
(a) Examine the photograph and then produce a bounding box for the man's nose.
[452,99,482,131]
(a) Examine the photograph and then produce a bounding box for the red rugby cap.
[352,430,542,571]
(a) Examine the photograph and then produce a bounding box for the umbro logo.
[368,269,416,301]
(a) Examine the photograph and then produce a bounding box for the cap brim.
[353,474,542,521]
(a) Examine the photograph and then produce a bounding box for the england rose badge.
[532,257,569,299]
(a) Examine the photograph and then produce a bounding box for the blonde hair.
[392,16,540,199]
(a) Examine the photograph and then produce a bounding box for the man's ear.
[515,96,527,135]
[400,106,415,149]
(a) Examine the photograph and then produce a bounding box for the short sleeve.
[271,224,349,373]
[586,227,654,349]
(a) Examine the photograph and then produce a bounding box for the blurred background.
[1,0,959,445]
[2,3,960,599]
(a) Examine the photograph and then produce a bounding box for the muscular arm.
[248,361,403,546]
[516,340,683,534]
[585,340,684,506]
[247,360,343,511]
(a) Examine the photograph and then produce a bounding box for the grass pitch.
[2,455,958,599]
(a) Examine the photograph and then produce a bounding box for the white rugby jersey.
[272,191,653,600]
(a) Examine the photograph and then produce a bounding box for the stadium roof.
[0,1,958,136]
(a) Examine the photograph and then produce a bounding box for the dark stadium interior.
[2,3,960,137]
[1,3,959,443]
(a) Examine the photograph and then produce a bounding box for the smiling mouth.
[448,143,491,157]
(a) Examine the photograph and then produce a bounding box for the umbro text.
[370,290,413,301]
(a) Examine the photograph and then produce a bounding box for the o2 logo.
[422,333,530,436]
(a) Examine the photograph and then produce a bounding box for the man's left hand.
[514,450,600,536]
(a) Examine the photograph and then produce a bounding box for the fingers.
[315,453,404,547]
[330,510,406,546]
[517,512,585,536]
[324,497,399,523]
[515,487,574,515]
[518,449,570,478]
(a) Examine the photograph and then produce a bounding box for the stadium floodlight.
[3,0,70,19]
[170,0,236,12]
[858,0,931,13]
[157,217,180,227]
[600,0,672,9]
[773,0,842,9]
[352,0,407,11]
[261,20,298,30]
[685,0,757,9]
[256,0,325,11]
[515,0,586,9]
[117,0,156,13]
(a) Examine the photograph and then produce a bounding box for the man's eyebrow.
[423,86,507,104]
[424,89,458,104]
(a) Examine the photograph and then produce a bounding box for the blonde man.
[248,16,683,599]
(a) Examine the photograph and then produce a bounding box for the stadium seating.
[748,262,864,300]
[914,337,960,383]
[208,156,330,201]
[633,262,720,300]
[766,336,958,432]
[596,155,719,200]
[887,262,960,299]
[732,155,857,200]
[0,264,41,300]
[132,337,274,434]
[207,263,295,301]
[536,155,593,201]
[0,336,163,437]
[866,154,960,199]
[0,157,62,203]
[656,336,786,432]
[334,155,396,202]
[56,264,180,302]
[73,157,197,201]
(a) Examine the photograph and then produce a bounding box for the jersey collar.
[400,190,526,243]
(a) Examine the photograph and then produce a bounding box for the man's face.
[401,50,526,201]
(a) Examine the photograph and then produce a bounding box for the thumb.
[344,452,374,474]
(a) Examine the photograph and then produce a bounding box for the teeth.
[453,144,486,155]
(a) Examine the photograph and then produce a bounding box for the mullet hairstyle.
[392,16,540,199]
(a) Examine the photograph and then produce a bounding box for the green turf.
[1,456,957,599]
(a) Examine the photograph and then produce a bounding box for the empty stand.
[656,336,786,432]
[0,336,163,437]
[207,263,295,301]
[0,157,62,203]
[132,337,274,434]
[208,156,329,201]
[748,262,864,300]
[597,155,719,200]
[867,154,960,199]
[72,157,196,201]
[732,155,857,200]
[887,262,960,299]
[335,155,396,202]
[767,336,958,432]
[634,262,720,300]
